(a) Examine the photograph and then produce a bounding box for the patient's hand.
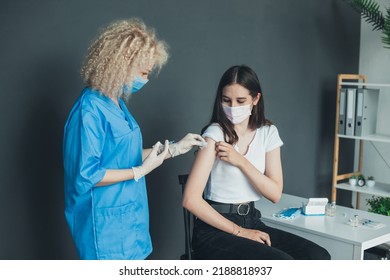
[238,228,271,246]
[215,141,244,168]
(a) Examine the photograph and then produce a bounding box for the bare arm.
[182,138,234,234]
[142,148,154,160]
[96,169,135,186]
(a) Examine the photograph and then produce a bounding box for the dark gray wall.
[0,0,360,260]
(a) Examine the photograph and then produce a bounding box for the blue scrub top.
[63,87,152,260]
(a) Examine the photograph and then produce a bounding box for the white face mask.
[222,104,252,124]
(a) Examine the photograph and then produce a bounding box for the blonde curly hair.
[81,18,169,98]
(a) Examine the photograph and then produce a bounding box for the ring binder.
[346,88,356,136]
[354,88,379,137]
[338,88,347,135]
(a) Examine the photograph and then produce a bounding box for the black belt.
[208,200,254,216]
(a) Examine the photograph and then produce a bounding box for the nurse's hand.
[168,133,206,157]
[133,140,169,181]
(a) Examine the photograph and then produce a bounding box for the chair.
[178,174,195,260]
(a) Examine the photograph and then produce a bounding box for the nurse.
[63,18,205,260]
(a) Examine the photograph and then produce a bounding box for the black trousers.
[192,207,331,260]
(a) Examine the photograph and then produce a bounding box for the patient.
[182,65,331,260]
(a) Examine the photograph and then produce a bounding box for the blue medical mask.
[123,76,149,95]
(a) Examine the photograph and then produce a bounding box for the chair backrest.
[178,174,195,260]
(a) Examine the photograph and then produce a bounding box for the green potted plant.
[366,195,390,216]
[349,175,357,186]
[367,176,376,187]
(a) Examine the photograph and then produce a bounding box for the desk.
[255,193,390,260]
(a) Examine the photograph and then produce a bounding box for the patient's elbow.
[270,185,283,203]
[182,196,194,212]
[272,194,281,204]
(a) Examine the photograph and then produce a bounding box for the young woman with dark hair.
[183,65,330,260]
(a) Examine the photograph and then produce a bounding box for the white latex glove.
[168,133,207,157]
[132,140,169,181]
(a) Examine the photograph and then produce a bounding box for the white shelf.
[332,75,390,207]
[340,82,390,88]
[338,133,390,143]
[336,182,390,198]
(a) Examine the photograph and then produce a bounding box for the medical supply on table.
[325,201,336,217]
[347,215,385,229]
[302,198,328,216]
[273,207,301,220]
[349,215,359,227]
[360,218,386,229]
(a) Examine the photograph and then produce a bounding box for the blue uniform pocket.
[93,203,151,259]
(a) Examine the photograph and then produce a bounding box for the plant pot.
[367,180,376,188]
[349,178,357,186]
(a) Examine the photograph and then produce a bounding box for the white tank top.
[202,123,283,203]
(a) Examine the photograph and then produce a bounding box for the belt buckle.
[237,203,250,216]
